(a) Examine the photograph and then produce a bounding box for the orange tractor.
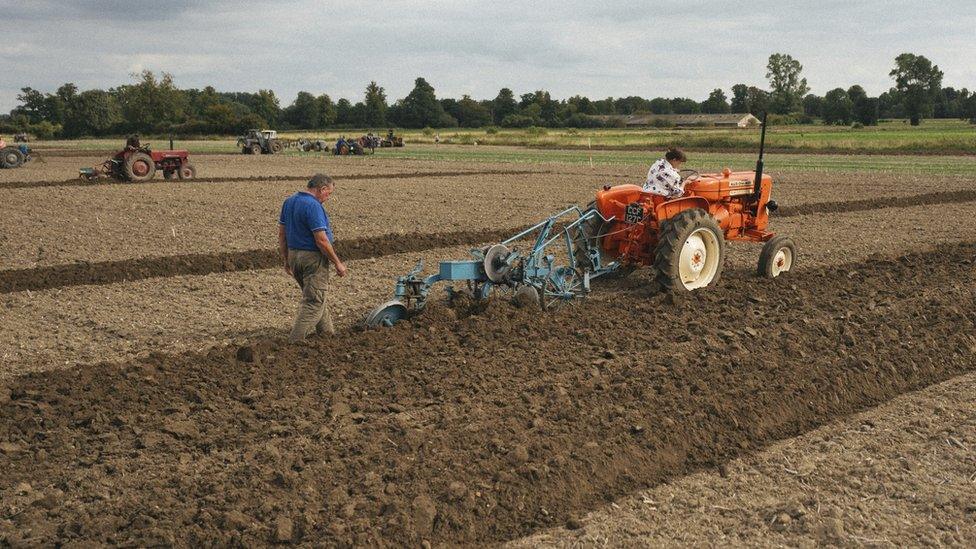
[365,114,794,327]
[582,114,794,290]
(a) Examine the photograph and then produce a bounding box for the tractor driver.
[125,134,141,151]
[642,147,688,199]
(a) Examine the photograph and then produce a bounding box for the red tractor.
[580,114,794,290]
[80,138,196,182]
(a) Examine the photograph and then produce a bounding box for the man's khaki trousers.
[287,249,334,342]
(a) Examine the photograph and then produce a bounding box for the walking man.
[278,174,347,342]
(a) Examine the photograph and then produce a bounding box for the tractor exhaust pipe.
[752,112,768,202]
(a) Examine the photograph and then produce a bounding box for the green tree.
[455,95,492,127]
[847,85,879,126]
[316,94,337,127]
[491,88,517,124]
[566,95,595,115]
[889,53,943,125]
[249,89,281,126]
[363,81,388,126]
[701,88,731,114]
[62,89,121,137]
[14,88,48,123]
[115,70,188,131]
[766,53,810,114]
[730,84,750,113]
[746,87,770,117]
[203,103,240,133]
[649,97,672,114]
[283,91,321,129]
[335,98,354,125]
[802,94,824,118]
[394,77,455,128]
[822,88,853,125]
[670,97,701,114]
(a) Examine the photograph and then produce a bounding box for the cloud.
[1,0,974,113]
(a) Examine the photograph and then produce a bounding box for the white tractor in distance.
[237,129,284,155]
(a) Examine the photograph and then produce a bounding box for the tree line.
[3,52,972,138]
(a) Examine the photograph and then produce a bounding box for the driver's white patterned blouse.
[642,158,684,198]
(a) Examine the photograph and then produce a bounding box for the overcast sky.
[2,0,974,113]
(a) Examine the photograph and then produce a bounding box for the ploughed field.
[1,150,975,546]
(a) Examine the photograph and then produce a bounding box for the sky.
[1,0,974,113]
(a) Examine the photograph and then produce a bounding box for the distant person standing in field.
[643,147,688,198]
[278,174,347,343]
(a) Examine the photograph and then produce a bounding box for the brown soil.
[4,196,976,295]
[3,168,974,271]
[512,371,976,547]
[0,228,514,293]
[0,242,974,546]
[0,169,545,191]
[4,200,976,377]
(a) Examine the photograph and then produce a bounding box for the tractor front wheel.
[653,208,725,292]
[250,144,262,155]
[178,163,197,180]
[757,235,796,278]
[124,152,156,182]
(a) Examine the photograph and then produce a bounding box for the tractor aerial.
[365,114,795,328]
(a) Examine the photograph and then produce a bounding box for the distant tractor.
[297,138,329,153]
[13,133,29,143]
[332,137,366,156]
[380,133,404,148]
[0,135,31,169]
[80,137,196,182]
[237,129,284,155]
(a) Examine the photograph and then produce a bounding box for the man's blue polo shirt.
[279,192,333,251]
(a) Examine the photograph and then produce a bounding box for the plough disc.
[364,300,409,328]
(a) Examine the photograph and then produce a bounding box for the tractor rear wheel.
[178,163,197,180]
[271,141,283,154]
[757,235,796,278]
[124,152,156,182]
[250,144,262,155]
[1,147,25,169]
[653,208,725,292]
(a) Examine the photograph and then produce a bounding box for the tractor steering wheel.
[679,169,700,183]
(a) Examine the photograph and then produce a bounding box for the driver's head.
[665,147,687,169]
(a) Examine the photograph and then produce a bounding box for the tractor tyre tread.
[653,208,725,292]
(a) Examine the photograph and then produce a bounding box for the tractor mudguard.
[654,196,710,223]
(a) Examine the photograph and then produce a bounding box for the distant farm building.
[593,113,761,128]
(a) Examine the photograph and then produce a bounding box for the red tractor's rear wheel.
[654,208,725,292]
[178,163,197,180]
[124,152,156,182]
